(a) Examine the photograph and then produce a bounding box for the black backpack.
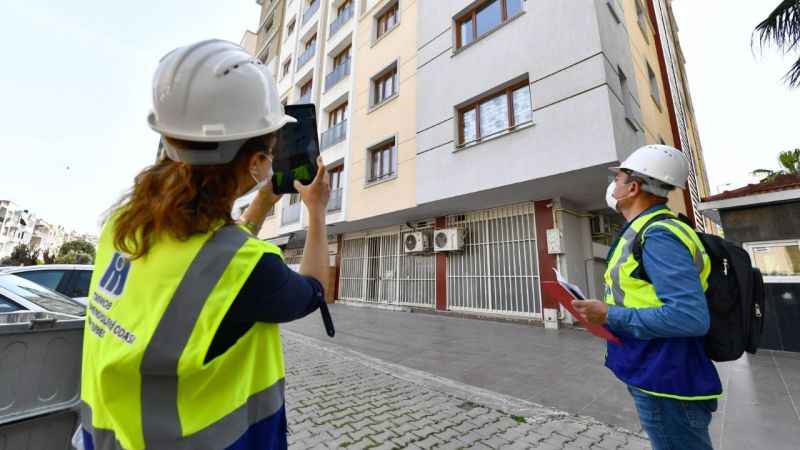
[631,214,766,362]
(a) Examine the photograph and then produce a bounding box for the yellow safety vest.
[603,207,722,401]
[81,221,285,449]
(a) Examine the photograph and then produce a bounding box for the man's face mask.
[606,173,636,212]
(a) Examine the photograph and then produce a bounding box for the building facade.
[243,0,713,324]
[0,200,36,259]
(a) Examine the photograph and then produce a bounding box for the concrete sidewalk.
[286,304,800,450]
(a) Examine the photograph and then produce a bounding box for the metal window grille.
[446,203,541,317]
[338,224,435,308]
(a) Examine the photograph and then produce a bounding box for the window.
[333,45,351,69]
[287,18,296,36]
[338,0,353,16]
[267,206,275,217]
[305,34,317,51]
[300,79,313,98]
[330,165,344,190]
[458,81,532,145]
[372,64,398,107]
[68,270,92,298]
[367,139,397,183]
[329,102,348,128]
[647,62,660,106]
[618,67,638,131]
[745,240,800,282]
[0,294,21,314]
[283,59,292,77]
[376,2,399,40]
[289,193,301,205]
[456,0,523,48]
[262,15,274,35]
[635,0,649,40]
[15,270,67,291]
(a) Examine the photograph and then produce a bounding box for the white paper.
[553,268,586,300]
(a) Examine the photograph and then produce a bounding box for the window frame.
[744,240,800,283]
[375,1,400,42]
[618,67,640,131]
[287,18,297,37]
[365,138,398,185]
[305,33,317,51]
[329,102,348,128]
[454,0,524,50]
[333,45,351,70]
[329,165,344,190]
[646,61,661,108]
[282,58,292,78]
[338,0,353,17]
[300,79,313,98]
[371,62,399,108]
[456,79,532,147]
[635,0,650,42]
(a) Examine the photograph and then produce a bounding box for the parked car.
[0,273,85,317]
[0,264,92,306]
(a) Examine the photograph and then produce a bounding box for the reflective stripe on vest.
[81,224,286,449]
[604,209,710,310]
[602,208,719,401]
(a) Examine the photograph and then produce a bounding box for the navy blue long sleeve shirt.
[205,253,331,362]
[606,205,710,340]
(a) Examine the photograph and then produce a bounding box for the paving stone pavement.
[283,331,650,449]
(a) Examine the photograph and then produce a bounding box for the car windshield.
[0,274,85,316]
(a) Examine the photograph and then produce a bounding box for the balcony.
[329,5,354,37]
[297,93,312,104]
[297,44,316,70]
[321,119,348,149]
[302,0,320,25]
[327,188,343,213]
[324,58,351,91]
[282,202,301,225]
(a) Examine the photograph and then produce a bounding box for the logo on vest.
[99,252,131,296]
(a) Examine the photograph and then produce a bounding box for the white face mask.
[240,165,274,199]
[605,181,619,211]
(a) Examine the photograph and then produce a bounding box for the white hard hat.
[147,39,296,165]
[611,144,689,189]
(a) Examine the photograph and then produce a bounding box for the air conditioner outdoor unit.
[403,232,430,253]
[433,228,465,252]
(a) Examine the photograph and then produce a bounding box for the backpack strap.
[630,213,675,283]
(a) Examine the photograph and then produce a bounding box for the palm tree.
[752,148,800,180]
[753,1,800,88]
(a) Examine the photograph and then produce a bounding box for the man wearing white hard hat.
[573,145,720,450]
[78,40,333,450]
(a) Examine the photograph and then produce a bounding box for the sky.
[1,1,798,234]
[671,0,800,193]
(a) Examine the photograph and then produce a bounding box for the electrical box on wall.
[546,228,563,254]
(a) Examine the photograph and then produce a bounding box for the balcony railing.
[324,58,351,91]
[297,93,312,104]
[329,5,354,37]
[320,119,348,149]
[297,44,316,69]
[302,0,320,25]
[327,188,343,213]
[282,202,301,225]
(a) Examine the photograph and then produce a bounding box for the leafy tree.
[752,148,800,180]
[0,244,40,266]
[58,240,96,262]
[754,1,800,87]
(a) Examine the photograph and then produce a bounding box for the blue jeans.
[627,386,717,450]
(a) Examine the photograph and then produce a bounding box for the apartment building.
[0,200,36,259]
[245,0,713,323]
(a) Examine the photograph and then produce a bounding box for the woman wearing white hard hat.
[78,40,333,450]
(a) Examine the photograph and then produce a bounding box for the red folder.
[542,281,622,345]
